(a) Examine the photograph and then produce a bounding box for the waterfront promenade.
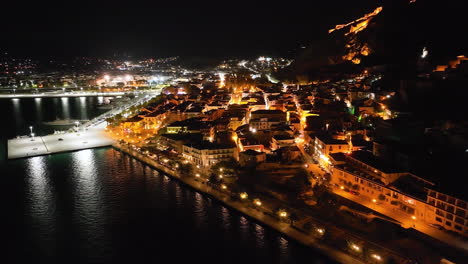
[7,123,114,159]
[114,142,414,264]
[0,91,128,98]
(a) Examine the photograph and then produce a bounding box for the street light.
[279,210,288,218]
[29,126,33,135]
[350,243,361,252]
[371,254,382,261]
[411,215,417,228]
[316,228,325,235]
[240,192,248,200]
[253,199,262,206]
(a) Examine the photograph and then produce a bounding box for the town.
[93,54,465,264]
[3,1,467,264]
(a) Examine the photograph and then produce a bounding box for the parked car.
[349,190,360,195]
[58,138,63,141]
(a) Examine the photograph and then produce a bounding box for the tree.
[208,173,221,184]
[378,193,386,201]
[289,212,299,225]
[178,163,194,177]
[303,222,312,232]
[114,113,123,122]
[211,157,240,176]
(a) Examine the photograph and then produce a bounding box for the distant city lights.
[421,47,428,59]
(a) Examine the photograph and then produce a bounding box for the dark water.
[2,97,335,264]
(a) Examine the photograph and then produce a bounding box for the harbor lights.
[278,210,288,218]
[316,228,325,235]
[350,243,361,252]
[371,254,382,261]
[253,199,262,206]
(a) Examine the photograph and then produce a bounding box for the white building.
[182,141,238,167]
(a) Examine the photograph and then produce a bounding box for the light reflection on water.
[34,98,42,122]
[60,97,70,119]
[278,236,290,257]
[26,156,54,226]
[70,149,109,260]
[255,223,265,249]
[10,147,333,264]
[12,98,24,130]
[174,183,183,208]
[239,215,250,242]
[25,156,56,256]
[79,97,88,120]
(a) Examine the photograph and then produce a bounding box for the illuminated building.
[182,141,238,167]
[331,150,468,237]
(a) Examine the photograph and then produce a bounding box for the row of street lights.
[349,242,383,262]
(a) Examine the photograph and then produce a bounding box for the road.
[295,138,468,254]
[334,187,468,253]
[116,143,367,264]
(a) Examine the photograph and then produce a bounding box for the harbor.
[7,123,114,159]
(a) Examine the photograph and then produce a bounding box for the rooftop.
[241,149,265,156]
[160,133,203,141]
[347,150,403,174]
[335,164,385,185]
[183,140,235,150]
[272,134,294,141]
[315,134,348,145]
[329,152,346,162]
[124,116,143,123]
[389,174,433,201]
[251,109,285,115]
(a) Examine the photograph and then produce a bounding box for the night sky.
[1,1,466,59]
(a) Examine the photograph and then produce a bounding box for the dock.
[7,123,114,159]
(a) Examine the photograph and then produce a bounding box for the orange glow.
[352,58,361,64]
[329,6,383,35]
[347,19,370,36]
[360,44,370,56]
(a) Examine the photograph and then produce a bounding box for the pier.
[6,91,157,159]
[7,123,114,159]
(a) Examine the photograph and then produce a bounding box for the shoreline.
[114,142,369,264]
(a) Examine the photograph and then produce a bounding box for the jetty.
[7,123,114,159]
